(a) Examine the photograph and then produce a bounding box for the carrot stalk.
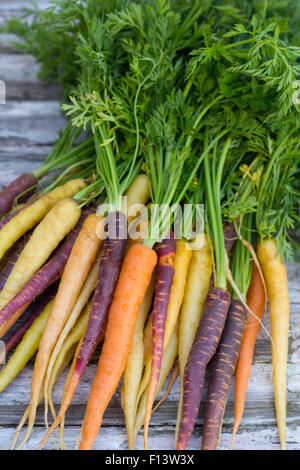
[257,239,289,450]
[14,213,102,449]
[202,299,247,450]
[79,243,157,450]
[176,287,230,450]
[232,262,266,444]
[143,234,176,449]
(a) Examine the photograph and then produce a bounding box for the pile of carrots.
[0,0,299,451]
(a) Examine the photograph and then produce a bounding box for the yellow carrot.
[133,324,179,447]
[0,179,85,260]
[257,239,289,450]
[163,240,191,349]
[0,199,81,316]
[121,276,155,449]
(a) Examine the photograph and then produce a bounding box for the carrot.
[0,285,58,364]
[11,334,80,452]
[0,200,35,232]
[143,234,176,449]
[121,276,155,449]
[79,243,157,450]
[0,178,85,260]
[0,233,32,291]
[161,239,191,352]
[0,305,30,339]
[40,175,151,447]
[133,325,179,447]
[232,261,266,444]
[176,287,230,450]
[0,207,93,326]
[43,255,100,431]
[0,173,37,217]
[175,234,212,444]
[223,220,238,255]
[257,239,289,450]
[0,292,55,393]
[14,213,103,449]
[152,360,179,414]
[0,198,81,320]
[133,239,190,448]
[202,299,247,449]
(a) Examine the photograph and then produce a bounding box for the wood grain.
[0,0,299,451]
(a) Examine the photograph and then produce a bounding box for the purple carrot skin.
[38,212,128,445]
[202,300,247,450]
[0,174,37,217]
[144,234,176,449]
[0,207,94,328]
[0,233,32,291]
[223,221,238,255]
[176,287,231,450]
[3,284,59,358]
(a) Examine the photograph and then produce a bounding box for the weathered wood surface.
[0,0,299,451]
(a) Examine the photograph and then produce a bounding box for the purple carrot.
[1,284,58,359]
[0,207,95,328]
[176,287,231,450]
[0,233,32,290]
[144,233,176,449]
[0,173,37,218]
[202,300,247,450]
[37,211,128,444]
[223,220,238,255]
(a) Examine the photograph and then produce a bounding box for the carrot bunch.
[0,0,298,453]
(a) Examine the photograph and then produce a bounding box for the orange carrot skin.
[202,300,247,450]
[79,243,157,450]
[176,287,230,450]
[233,262,266,435]
[144,234,176,447]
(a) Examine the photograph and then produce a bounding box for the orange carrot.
[232,262,266,445]
[14,213,103,449]
[79,243,157,450]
